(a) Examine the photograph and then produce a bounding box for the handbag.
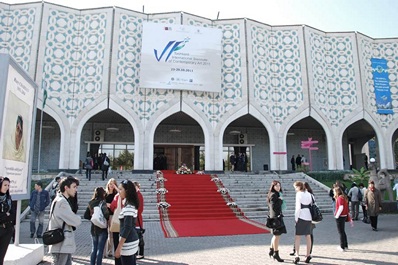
[43,201,66,245]
[91,201,108,229]
[310,196,323,223]
[266,215,283,229]
[110,196,121,232]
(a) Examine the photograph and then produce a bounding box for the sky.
[3,0,398,38]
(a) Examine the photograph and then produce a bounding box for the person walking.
[392,180,398,211]
[101,153,110,181]
[134,182,145,260]
[29,181,50,238]
[295,154,302,170]
[229,153,236,172]
[291,155,296,171]
[359,183,369,223]
[364,180,382,231]
[290,182,315,257]
[85,152,94,181]
[293,181,312,264]
[0,177,15,265]
[348,183,360,220]
[48,176,82,265]
[115,180,140,265]
[84,187,110,265]
[334,186,351,251]
[267,180,286,262]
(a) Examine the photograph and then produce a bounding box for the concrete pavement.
[10,213,398,265]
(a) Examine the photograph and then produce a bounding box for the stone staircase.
[24,171,334,223]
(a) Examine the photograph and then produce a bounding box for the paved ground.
[13,213,398,265]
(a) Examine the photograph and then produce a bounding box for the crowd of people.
[266,179,384,264]
[84,152,111,181]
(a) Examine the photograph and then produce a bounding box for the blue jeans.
[30,210,45,236]
[90,230,108,265]
[86,169,92,180]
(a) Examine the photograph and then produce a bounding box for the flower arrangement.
[155,177,167,183]
[211,177,221,182]
[157,202,171,209]
[196,170,205,175]
[176,163,192,174]
[226,202,237,207]
[156,188,168,195]
[217,188,230,195]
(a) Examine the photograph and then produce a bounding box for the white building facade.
[1,2,398,172]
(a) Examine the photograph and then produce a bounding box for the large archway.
[81,109,134,170]
[287,117,327,171]
[342,120,377,171]
[223,114,268,172]
[154,112,204,171]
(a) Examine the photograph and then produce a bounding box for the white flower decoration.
[217,188,229,194]
[156,188,168,195]
[157,202,171,208]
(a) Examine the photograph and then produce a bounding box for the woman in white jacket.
[293,181,313,264]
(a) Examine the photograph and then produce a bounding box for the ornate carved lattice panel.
[309,30,359,127]
[250,22,304,126]
[0,3,41,76]
[40,5,112,119]
[359,36,398,128]
[113,11,180,120]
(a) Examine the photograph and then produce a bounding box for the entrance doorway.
[154,145,195,170]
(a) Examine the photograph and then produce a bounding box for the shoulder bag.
[91,201,108,229]
[43,201,66,245]
[265,215,283,229]
[110,196,121,232]
[310,195,323,223]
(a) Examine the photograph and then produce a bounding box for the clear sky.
[3,0,398,38]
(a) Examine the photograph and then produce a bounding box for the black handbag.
[266,215,283,229]
[42,201,66,245]
[310,197,323,223]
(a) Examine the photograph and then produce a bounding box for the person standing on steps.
[291,155,296,171]
[29,181,50,238]
[85,152,94,181]
[267,180,286,263]
[102,153,110,181]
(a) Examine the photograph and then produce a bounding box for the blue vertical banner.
[371,58,393,114]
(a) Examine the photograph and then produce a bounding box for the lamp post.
[368,158,379,189]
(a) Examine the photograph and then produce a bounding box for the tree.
[115,150,134,170]
[350,167,370,184]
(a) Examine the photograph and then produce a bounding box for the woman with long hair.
[115,180,140,265]
[0,177,15,264]
[84,187,110,265]
[334,186,350,251]
[364,180,382,231]
[293,181,313,264]
[267,180,286,262]
[105,178,118,257]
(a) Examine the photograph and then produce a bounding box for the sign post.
[301,138,318,171]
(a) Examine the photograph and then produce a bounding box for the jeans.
[335,216,348,249]
[350,201,359,219]
[30,210,45,236]
[86,169,92,180]
[121,254,136,265]
[90,230,108,265]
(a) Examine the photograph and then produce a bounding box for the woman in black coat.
[0,177,15,265]
[267,180,286,262]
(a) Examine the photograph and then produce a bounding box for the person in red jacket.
[334,186,351,251]
[134,182,145,259]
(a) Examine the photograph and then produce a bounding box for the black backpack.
[357,188,363,201]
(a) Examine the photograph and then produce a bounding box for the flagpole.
[37,80,47,173]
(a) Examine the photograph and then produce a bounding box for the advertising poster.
[140,22,222,92]
[371,58,393,114]
[0,58,37,199]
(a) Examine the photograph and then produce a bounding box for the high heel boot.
[273,251,284,262]
[269,248,274,258]
[293,256,300,264]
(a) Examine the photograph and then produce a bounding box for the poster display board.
[0,53,38,200]
[371,58,393,114]
[140,22,222,92]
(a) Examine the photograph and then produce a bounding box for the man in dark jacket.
[29,181,50,238]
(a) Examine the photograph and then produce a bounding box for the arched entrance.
[343,120,377,171]
[223,114,268,172]
[82,109,134,170]
[287,117,327,171]
[154,112,204,171]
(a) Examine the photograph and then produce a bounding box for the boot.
[268,248,274,258]
[273,251,284,262]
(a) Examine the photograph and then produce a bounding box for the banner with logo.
[371,58,393,114]
[140,22,222,92]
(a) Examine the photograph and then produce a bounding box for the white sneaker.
[337,247,346,252]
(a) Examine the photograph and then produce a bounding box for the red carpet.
[156,170,268,237]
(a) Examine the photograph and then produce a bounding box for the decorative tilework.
[309,31,358,127]
[250,23,304,125]
[0,4,38,73]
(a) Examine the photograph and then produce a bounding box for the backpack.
[357,188,363,201]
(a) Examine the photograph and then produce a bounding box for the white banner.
[140,22,222,92]
[0,64,35,196]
